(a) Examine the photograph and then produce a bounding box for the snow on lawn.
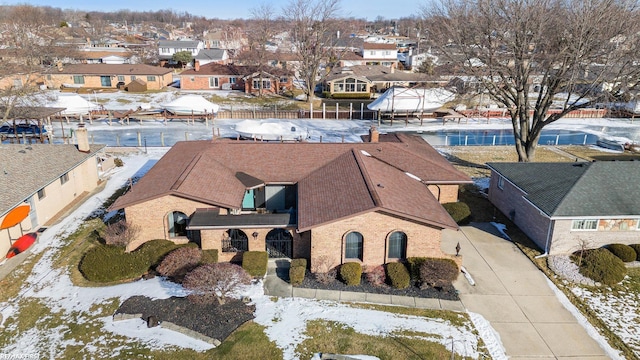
[0,148,501,359]
[249,292,486,359]
[571,281,640,358]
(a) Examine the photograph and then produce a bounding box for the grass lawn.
[0,213,488,359]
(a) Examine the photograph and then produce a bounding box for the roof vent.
[360,150,371,157]
[18,150,26,154]
[405,172,422,182]
[26,146,32,150]
[377,183,385,188]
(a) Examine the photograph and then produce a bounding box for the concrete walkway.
[264,259,464,311]
[443,223,609,359]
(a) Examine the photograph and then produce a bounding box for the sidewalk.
[443,223,610,359]
[264,259,464,311]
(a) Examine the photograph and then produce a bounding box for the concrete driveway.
[443,222,610,359]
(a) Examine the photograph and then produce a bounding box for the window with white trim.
[497,176,504,190]
[209,77,219,88]
[571,219,598,230]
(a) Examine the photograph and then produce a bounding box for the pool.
[420,129,600,146]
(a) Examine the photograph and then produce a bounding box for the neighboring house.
[193,48,229,66]
[109,132,471,269]
[487,161,640,255]
[324,65,444,97]
[44,64,173,90]
[179,63,293,94]
[75,48,135,64]
[158,40,204,61]
[0,127,106,258]
[361,42,398,67]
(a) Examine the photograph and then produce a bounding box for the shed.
[125,78,148,92]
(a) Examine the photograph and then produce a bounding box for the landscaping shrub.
[156,247,202,282]
[201,249,218,264]
[114,157,124,167]
[406,257,428,281]
[242,251,268,277]
[330,93,371,99]
[386,262,410,289]
[339,262,362,286]
[79,240,179,283]
[578,248,627,285]
[606,243,637,262]
[289,258,308,286]
[289,266,306,286]
[418,258,460,289]
[290,258,308,269]
[442,202,471,224]
[630,244,640,261]
[183,263,251,304]
[312,255,337,284]
[364,265,386,287]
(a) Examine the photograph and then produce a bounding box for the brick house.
[179,62,293,94]
[44,64,173,90]
[109,132,471,269]
[487,161,640,255]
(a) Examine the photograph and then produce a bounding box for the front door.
[101,76,112,87]
[265,228,293,258]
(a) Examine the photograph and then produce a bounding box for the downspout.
[535,218,553,259]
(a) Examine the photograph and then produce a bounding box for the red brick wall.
[179,75,237,90]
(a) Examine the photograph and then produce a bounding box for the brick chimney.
[194,60,200,71]
[76,123,90,153]
[369,126,379,143]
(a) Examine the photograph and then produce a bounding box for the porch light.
[252,231,259,240]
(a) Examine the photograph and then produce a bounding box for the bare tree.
[245,3,277,97]
[183,263,251,305]
[283,0,342,102]
[424,0,640,162]
[102,220,141,247]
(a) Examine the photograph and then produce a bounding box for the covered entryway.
[265,228,292,258]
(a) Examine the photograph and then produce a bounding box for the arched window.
[345,231,363,260]
[223,229,249,252]
[388,231,407,259]
[167,211,188,238]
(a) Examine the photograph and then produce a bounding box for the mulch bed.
[115,295,255,342]
[296,270,460,301]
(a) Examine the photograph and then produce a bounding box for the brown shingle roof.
[297,150,377,230]
[180,64,293,77]
[363,42,397,50]
[47,64,172,76]
[109,136,470,229]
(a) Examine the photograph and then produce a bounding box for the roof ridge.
[351,149,382,208]
[552,162,593,216]
[170,153,203,191]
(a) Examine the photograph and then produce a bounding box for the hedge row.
[578,248,626,285]
[80,240,180,283]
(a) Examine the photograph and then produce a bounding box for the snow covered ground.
[2,90,640,358]
[0,149,500,359]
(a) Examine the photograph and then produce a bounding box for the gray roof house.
[194,48,229,65]
[158,40,204,60]
[487,161,640,255]
[0,134,106,259]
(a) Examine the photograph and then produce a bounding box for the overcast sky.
[0,0,423,20]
